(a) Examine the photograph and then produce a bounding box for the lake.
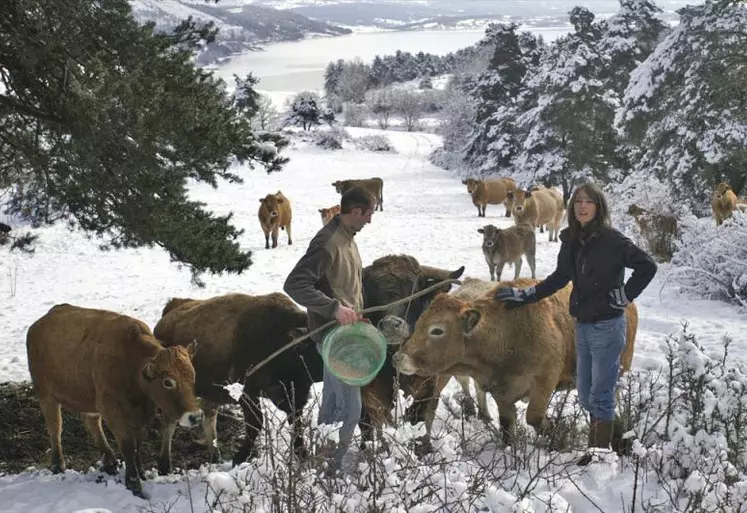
[214,26,572,95]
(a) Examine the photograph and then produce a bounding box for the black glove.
[609,286,630,310]
[494,286,536,310]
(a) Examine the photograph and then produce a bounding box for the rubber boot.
[577,419,613,466]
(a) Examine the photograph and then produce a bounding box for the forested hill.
[130,0,351,65]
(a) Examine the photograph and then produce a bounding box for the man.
[283,186,375,471]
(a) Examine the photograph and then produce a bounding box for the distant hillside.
[130,0,351,66]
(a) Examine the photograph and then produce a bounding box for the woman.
[494,182,657,465]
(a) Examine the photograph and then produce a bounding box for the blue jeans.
[316,343,362,462]
[576,315,627,421]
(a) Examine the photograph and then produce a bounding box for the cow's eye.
[163,377,176,389]
[429,327,445,337]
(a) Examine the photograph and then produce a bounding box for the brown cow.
[466,178,512,218]
[360,254,464,449]
[319,204,341,225]
[509,187,564,241]
[26,304,202,498]
[332,177,384,211]
[153,293,324,469]
[478,223,536,281]
[392,278,637,445]
[712,182,739,226]
[258,191,292,249]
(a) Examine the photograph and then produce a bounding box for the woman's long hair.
[567,182,611,241]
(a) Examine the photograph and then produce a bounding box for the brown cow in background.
[393,278,637,447]
[712,182,739,226]
[258,191,292,249]
[332,177,384,211]
[510,187,565,241]
[478,223,536,281]
[466,178,513,218]
[154,293,323,468]
[319,204,341,225]
[26,304,202,498]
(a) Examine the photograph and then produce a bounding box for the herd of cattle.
[19,175,746,498]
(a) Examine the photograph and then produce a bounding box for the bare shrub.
[342,102,369,127]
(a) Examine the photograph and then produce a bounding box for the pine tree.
[0,0,290,282]
[615,0,747,211]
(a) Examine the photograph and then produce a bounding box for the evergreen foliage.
[0,0,291,283]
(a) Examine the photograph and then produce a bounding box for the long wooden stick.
[243,278,462,380]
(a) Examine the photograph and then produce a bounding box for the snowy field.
[1,128,746,512]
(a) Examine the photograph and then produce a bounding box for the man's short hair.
[340,187,375,214]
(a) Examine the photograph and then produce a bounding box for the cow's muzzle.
[392,351,416,375]
[270,211,279,218]
[484,241,494,248]
[179,410,204,428]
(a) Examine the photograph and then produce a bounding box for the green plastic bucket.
[322,322,388,387]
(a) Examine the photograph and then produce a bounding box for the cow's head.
[259,193,284,219]
[393,294,479,376]
[477,224,502,250]
[377,315,410,346]
[511,189,531,215]
[714,182,732,202]
[362,254,464,331]
[331,180,347,194]
[319,205,340,225]
[464,178,479,194]
[141,341,203,428]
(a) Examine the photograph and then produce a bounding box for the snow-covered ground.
[1,129,745,512]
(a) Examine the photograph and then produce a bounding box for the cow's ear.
[142,361,157,381]
[331,182,338,187]
[277,196,284,203]
[318,208,324,213]
[526,190,533,198]
[461,309,481,335]
[506,191,513,200]
[477,228,484,234]
[259,198,265,203]
[186,340,198,361]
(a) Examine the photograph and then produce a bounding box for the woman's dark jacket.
[533,226,657,323]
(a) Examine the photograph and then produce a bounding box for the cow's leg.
[474,383,491,422]
[487,262,496,282]
[455,375,476,417]
[271,226,279,248]
[496,262,505,281]
[273,382,311,460]
[286,223,293,245]
[82,413,118,475]
[526,249,537,279]
[481,205,486,217]
[234,392,263,465]
[120,434,147,499]
[494,396,518,446]
[39,397,65,473]
[264,230,270,249]
[158,419,176,475]
[135,435,146,480]
[525,376,561,438]
[513,258,522,280]
[202,402,221,463]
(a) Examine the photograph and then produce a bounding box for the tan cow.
[712,182,739,226]
[258,191,292,249]
[26,304,202,498]
[392,278,637,445]
[332,177,384,211]
[468,179,511,218]
[319,204,341,225]
[478,223,536,281]
[509,188,564,242]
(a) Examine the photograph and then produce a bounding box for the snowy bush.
[342,102,369,127]
[669,211,747,306]
[607,172,687,262]
[313,127,349,150]
[353,134,395,153]
[618,327,747,512]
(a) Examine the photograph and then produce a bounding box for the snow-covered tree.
[337,58,371,104]
[365,87,395,130]
[616,0,747,212]
[285,91,323,131]
[391,89,423,132]
[251,94,280,132]
[438,85,476,153]
[462,23,534,173]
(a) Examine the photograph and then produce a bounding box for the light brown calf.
[258,191,292,249]
[26,304,202,498]
[469,179,510,218]
[478,224,536,281]
[319,204,341,225]
[393,278,637,445]
[712,182,739,226]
